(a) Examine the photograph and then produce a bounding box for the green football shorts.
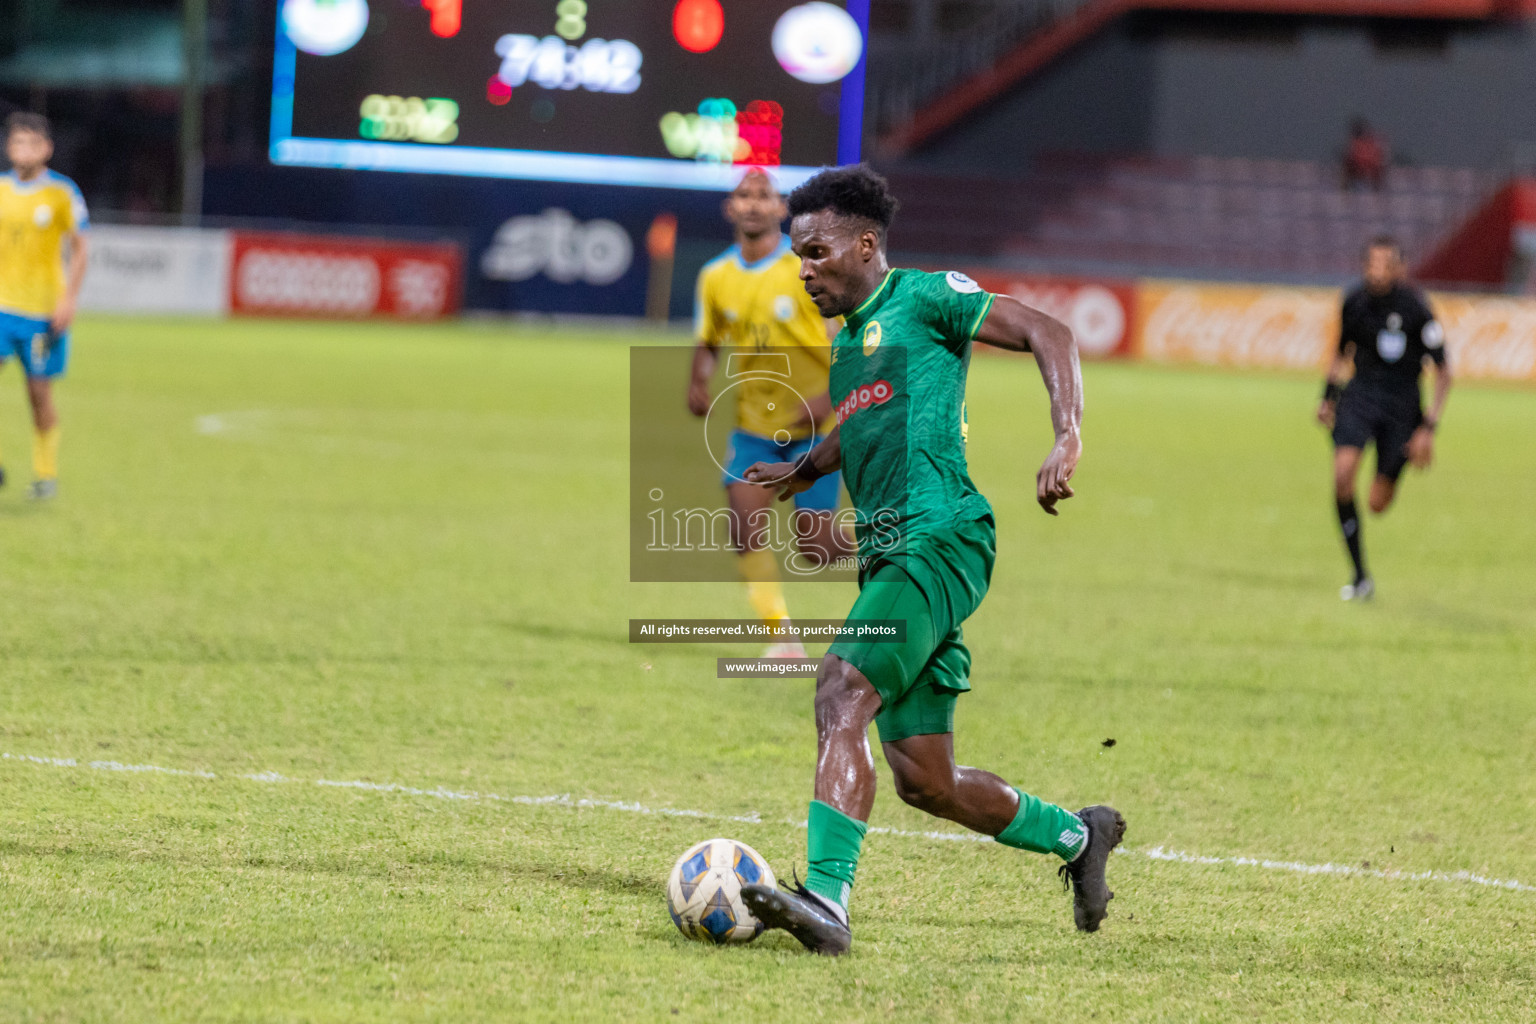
[827,516,996,743]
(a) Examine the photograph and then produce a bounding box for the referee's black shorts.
[1332,384,1423,482]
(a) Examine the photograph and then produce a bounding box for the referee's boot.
[1060,804,1128,932]
[740,878,851,956]
[1341,577,1375,602]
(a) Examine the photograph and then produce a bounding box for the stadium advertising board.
[464,189,662,315]
[230,232,463,319]
[1133,280,1536,381]
[270,0,869,190]
[959,271,1135,359]
[1428,294,1536,381]
[1134,281,1338,371]
[475,206,645,314]
[79,226,233,316]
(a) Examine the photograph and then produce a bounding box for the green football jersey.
[830,267,996,558]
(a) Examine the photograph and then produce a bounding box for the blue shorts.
[0,311,69,379]
[723,429,841,512]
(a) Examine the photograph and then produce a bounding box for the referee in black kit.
[1317,236,1453,601]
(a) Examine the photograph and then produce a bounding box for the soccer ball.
[665,837,776,944]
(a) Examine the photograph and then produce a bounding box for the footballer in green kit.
[742,165,1126,955]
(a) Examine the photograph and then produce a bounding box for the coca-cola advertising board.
[939,270,1136,359]
[1428,294,1536,381]
[1133,281,1338,370]
[230,232,462,319]
[1132,280,1536,381]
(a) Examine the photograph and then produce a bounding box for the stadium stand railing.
[871,0,1534,154]
[867,0,1099,143]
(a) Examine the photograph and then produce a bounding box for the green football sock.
[996,788,1088,861]
[804,799,867,915]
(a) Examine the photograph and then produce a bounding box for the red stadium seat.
[891,153,1495,280]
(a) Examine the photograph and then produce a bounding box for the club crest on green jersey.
[861,320,882,354]
[945,271,981,294]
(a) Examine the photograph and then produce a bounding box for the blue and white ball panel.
[732,842,765,887]
[674,847,710,903]
[698,889,739,942]
[723,429,840,512]
[665,837,777,945]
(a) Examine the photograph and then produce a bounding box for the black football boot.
[740,878,852,956]
[1059,805,1127,932]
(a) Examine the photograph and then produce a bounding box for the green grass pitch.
[1,316,1533,1022]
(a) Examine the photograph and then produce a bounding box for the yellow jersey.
[0,169,89,318]
[695,237,832,440]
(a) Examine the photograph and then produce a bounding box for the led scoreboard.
[271,0,870,190]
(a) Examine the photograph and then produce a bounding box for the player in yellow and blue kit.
[686,169,851,655]
[0,113,89,500]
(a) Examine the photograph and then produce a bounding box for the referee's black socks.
[1336,498,1367,584]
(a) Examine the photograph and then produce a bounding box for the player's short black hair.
[6,112,50,140]
[787,164,899,236]
[1365,234,1402,258]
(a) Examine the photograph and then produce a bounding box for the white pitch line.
[1136,845,1536,893]
[4,750,1532,895]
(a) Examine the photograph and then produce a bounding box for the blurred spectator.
[1343,119,1388,192]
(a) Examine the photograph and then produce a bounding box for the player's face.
[790,211,879,318]
[724,175,786,240]
[5,129,51,175]
[1363,245,1401,295]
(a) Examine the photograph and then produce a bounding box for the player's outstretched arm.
[687,342,717,417]
[1426,357,1452,431]
[1410,358,1453,469]
[1318,347,1352,428]
[974,296,1083,515]
[744,428,842,503]
[52,230,88,333]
